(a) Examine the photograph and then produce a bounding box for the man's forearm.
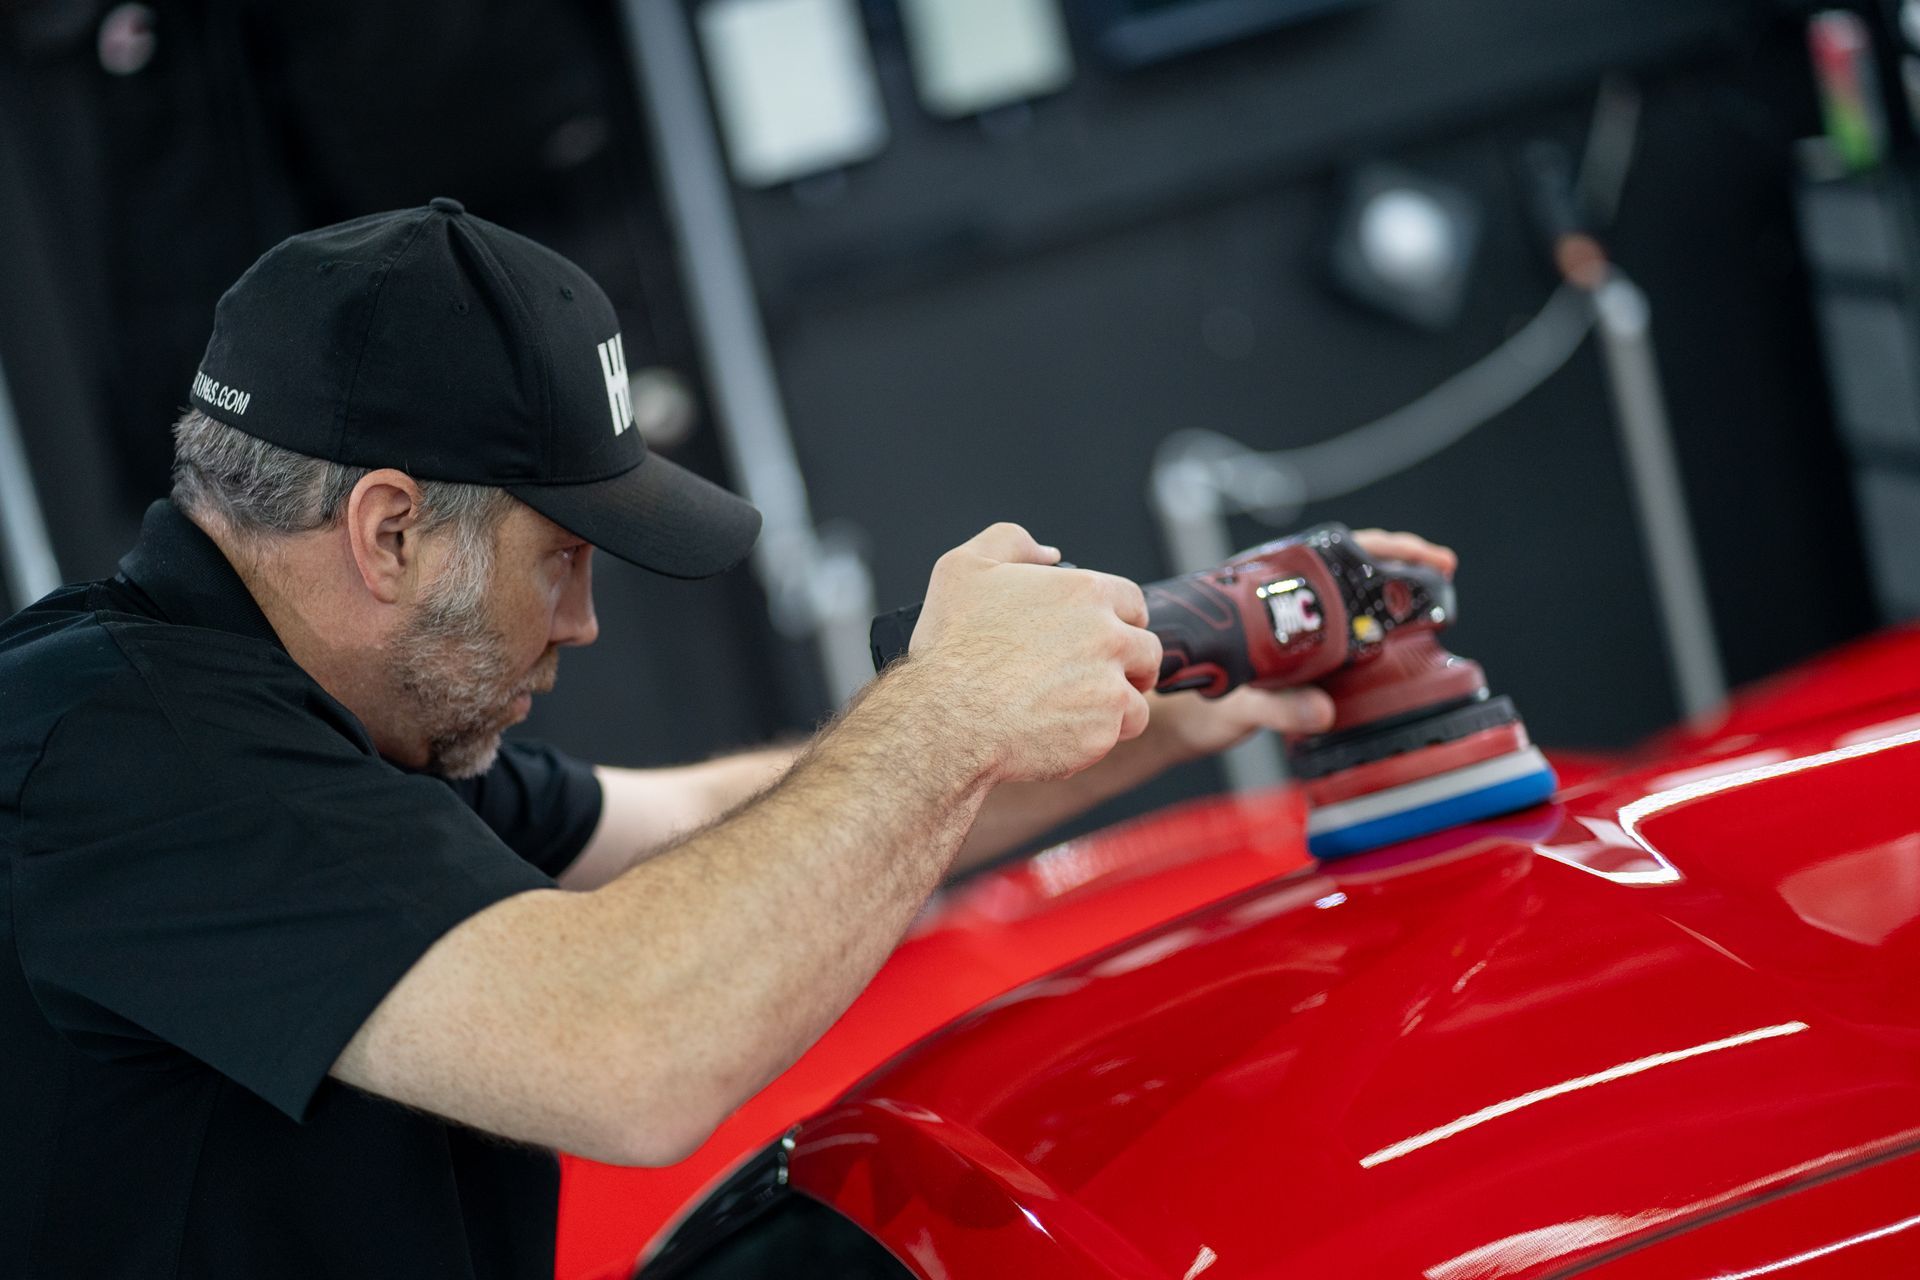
[561,662,998,1153]
[597,718,1168,887]
[585,706,1159,892]
[338,659,998,1165]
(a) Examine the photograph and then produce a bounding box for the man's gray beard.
[388,577,521,781]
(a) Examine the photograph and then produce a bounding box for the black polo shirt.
[0,501,605,1278]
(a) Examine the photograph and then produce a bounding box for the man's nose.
[553,548,599,648]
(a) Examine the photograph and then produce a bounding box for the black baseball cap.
[189,198,760,579]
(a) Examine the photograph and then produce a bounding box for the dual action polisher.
[869,524,1556,859]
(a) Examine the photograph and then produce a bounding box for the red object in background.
[559,623,1920,1279]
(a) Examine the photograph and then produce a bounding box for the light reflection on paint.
[1089,928,1203,977]
[1029,840,1121,899]
[873,1099,943,1124]
[1315,892,1348,909]
[1646,749,1792,792]
[1425,1214,1662,1280]
[1226,880,1337,926]
[1450,956,1490,995]
[1530,816,1681,886]
[1422,1128,1920,1280]
[1618,727,1920,852]
[905,1227,952,1280]
[1712,1212,1920,1279]
[1837,711,1920,748]
[1359,1022,1809,1168]
[1183,1245,1219,1279]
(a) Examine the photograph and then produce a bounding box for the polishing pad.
[1305,746,1558,860]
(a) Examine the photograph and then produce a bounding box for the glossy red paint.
[1585,1149,1920,1277]
[561,625,1920,1278]
[783,628,1920,1278]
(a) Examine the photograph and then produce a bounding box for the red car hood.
[788,632,1920,1279]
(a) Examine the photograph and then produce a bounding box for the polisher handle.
[1146,528,1357,697]
[868,525,1452,700]
[869,603,923,673]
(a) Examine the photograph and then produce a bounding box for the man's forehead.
[505,499,585,548]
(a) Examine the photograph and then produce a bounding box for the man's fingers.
[961,522,1061,567]
[1117,686,1153,743]
[1352,528,1457,579]
[1228,685,1336,736]
[1119,620,1164,692]
[1098,573,1150,630]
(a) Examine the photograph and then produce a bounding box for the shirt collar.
[116,500,286,649]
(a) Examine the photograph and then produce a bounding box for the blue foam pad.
[1308,765,1558,860]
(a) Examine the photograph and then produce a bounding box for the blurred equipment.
[1794,96,1920,620]
[94,3,157,77]
[1792,5,1920,626]
[1088,0,1378,67]
[1807,10,1887,173]
[628,0,881,703]
[1329,166,1481,330]
[696,0,890,188]
[869,523,1554,859]
[897,0,1074,118]
[1587,269,1726,720]
[0,356,60,610]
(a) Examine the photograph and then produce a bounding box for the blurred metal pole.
[0,354,61,610]
[1591,273,1726,721]
[619,0,878,707]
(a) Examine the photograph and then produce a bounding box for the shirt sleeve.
[13,642,554,1123]
[439,738,604,878]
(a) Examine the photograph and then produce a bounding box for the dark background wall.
[0,0,1883,843]
[710,0,1875,837]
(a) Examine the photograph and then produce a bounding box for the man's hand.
[909,523,1163,784]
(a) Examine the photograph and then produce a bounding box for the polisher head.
[1289,694,1558,859]
[1303,745,1558,858]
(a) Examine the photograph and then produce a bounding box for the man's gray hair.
[170,408,516,603]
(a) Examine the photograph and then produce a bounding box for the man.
[0,201,1452,1277]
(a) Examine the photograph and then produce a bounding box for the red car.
[559,624,1920,1279]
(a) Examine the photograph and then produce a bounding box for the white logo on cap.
[596,335,633,437]
[193,370,251,416]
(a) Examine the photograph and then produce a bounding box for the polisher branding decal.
[1258,577,1323,646]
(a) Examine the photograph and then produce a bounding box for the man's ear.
[344,470,428,604]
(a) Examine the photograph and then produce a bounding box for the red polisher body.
[1143,524,1556,858]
